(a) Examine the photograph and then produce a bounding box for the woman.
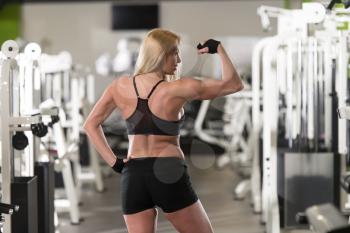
[84,28,243,233]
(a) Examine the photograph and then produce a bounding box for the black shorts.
[120,157,198,215]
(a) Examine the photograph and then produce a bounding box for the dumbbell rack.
[0,41,42,233]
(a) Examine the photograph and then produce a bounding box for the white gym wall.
[21,0,298,97]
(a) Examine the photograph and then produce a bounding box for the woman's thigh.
[123,208,158,233]
[164,200,214,233]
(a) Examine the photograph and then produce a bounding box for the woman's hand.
[110,156,132,174]
[123,157,130,163]
[197,39,221,54]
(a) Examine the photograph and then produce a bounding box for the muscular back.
[110,75,186,158]
[104,69,242,158]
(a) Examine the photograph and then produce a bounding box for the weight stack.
[35,162,55,233]
[280,152,335,228]
[11,176,38,233]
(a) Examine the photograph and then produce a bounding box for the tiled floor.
[57,155,265,233]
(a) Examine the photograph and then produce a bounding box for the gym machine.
[1,39,67,233]
[0,40,45,233]
[252,4,327,220]
[298,203,350,233]
[293,91,350,233]
[0,203,19,230]
[39,51,81,224]
[17,42,57,233]
[250,2,350,233]
[72,65,104,193]
[189,68,260,205]
[1,38,103,231]
[39,50,105,223]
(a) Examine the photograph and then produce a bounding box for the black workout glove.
[111,157,125,173]
[197,39,221,54]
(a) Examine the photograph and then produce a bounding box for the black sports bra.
[125,76,185,136]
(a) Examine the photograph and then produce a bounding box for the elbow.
[233,73,244,92]
[236,82,244,92]
[225,79,244,94]
[83,117,103,135]
[83,121,90,134]
[83,119,94,135]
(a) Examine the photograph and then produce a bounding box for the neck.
[149,71,165,81]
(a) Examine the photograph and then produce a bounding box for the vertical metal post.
[0,45,18,233]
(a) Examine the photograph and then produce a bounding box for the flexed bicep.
[175,77,242,101]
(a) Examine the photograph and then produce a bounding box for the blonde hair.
[134,28,180,82]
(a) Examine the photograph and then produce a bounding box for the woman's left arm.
[83,83,118,167]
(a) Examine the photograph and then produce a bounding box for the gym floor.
[57,155,265,233]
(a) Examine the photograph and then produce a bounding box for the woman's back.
[111,74,186,158]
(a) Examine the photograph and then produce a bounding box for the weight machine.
[0,40,44,233]
[252,3,338,233]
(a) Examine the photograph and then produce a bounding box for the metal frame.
[0,40,42,233]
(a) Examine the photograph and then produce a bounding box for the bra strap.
[147,80,164,99]
[132,76,140,97]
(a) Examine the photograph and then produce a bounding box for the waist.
[123,156,187,173]
[127,135,182,154]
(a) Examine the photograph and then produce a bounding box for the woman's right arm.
[177,43,243,101]
[83,82,118,167]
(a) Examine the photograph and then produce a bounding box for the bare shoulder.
[106,76,131,95]
[167,76,202,101]
[105,76,132,107]
[108,75,130,89]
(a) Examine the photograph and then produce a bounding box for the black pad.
[295,212,309,225]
